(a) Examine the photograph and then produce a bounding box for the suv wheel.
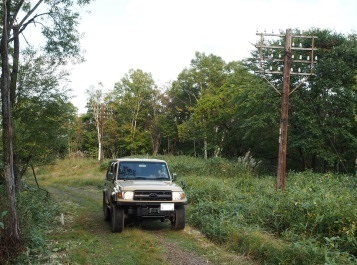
[111,205,124,233]
[171,206,185,230]
[103,194,110,221]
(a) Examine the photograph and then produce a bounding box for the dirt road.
[44,184,254,265]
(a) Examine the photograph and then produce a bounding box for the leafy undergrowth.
[165,156,356,265]
[10,156,357,264]
[14,157,255,265]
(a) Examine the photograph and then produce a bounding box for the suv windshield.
[118,161,170,180]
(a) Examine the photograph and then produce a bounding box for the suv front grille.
[134,190,172,201]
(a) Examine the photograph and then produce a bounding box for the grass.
[171,156,356,264]
[15,156,253,265]
[11,156,357,264]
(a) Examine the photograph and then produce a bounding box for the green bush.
[11,156,355,264]
[176,156,356,264]
[15,185,60,264]
[163,155,255,179]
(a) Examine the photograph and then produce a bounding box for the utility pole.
[277,29,292,191]
[255,29,317,190]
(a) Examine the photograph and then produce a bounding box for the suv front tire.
[111,205,124,233]
[171,205,186,230]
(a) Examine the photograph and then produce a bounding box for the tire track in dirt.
[45,184,254,265]
[154,231,211,265]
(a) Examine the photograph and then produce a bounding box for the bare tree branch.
[30,164,50,197]
[18,0,44,28]
[8,12,50,42]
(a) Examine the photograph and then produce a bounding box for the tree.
[113,69,158,155]
[1,0,19,243]
[15,50,77,169]
[87,86,111,163]
[0,0,91,249]
[169,52,227,158]
[226,61,280,162]
[288,29,357,172]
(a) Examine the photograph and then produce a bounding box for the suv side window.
[106,162,117,181]
[113,163,118,180]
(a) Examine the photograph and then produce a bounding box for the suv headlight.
[117,191,134,200]
[172,191,186,200]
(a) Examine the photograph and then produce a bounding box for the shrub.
[15,185,60,264]
[177,156,356,264]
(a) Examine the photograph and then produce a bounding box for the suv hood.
[117,180,183,191]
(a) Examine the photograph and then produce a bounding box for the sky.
[67,0,356,113]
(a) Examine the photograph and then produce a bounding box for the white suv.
[103,158,187,232]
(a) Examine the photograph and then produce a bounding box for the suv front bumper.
[114,201,187,218]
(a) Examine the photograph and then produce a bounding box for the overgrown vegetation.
[1,25,356,263]
[15,187,59,264]
[165,156,356,264]
[0,184,59,264]
[12,156,355,264]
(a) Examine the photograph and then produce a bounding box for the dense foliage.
[0,183,59,264]
[0,0,91,259]
[8,157,355,264]
[1,23,356,262]
[165,156,356,265]
[74,29,357,174]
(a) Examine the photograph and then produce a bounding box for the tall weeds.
[169,156,356,264]
[3,156,355,264]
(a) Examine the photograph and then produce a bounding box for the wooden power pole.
[277,29,292,191]
[255,29,317,190]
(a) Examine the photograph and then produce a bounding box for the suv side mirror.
[172,173,177,180]
[107,172,114,181]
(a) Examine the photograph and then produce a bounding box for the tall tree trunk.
[193,140,196,157]
[1,0,20,242]
[203,137,208,159]
[10,25,20,189]
[152,133,160,156]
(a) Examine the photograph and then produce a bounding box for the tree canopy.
[0,0,91,253]
[77,29,356,174]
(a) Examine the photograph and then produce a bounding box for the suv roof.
[109,158,167,163]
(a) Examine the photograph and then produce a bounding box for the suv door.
[104,161,117,205]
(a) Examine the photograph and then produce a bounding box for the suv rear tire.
[111,205,124,233]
